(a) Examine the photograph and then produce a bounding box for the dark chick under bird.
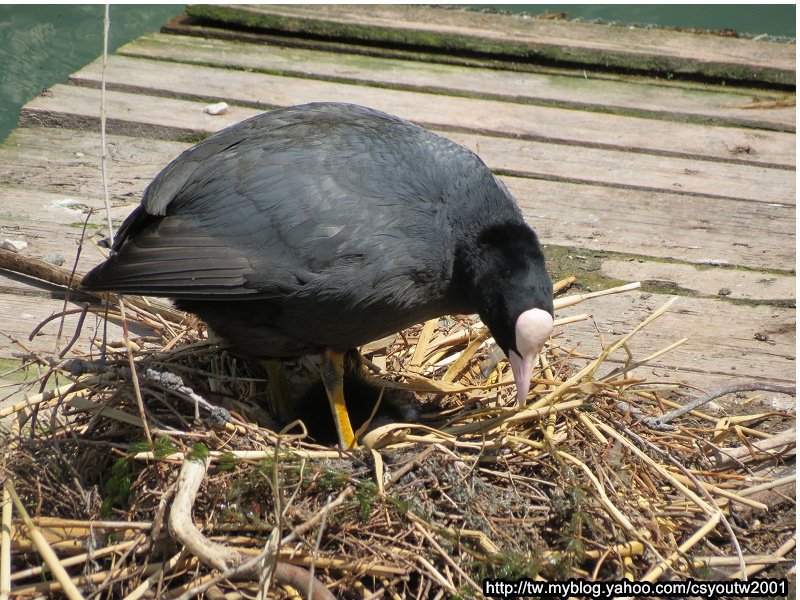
[81,102,554,449]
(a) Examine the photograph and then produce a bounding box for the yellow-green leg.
[320,348,356,449]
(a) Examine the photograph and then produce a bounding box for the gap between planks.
[186,4,796,86]
[61,54,795,168]
[554,292,794,386]
[599,260,795,302]
[118,32,795,133]
[0,128,793,272]
[21,81,797,206]
[0,282,793,392]
[0,145,794,392]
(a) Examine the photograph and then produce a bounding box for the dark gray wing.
[82,104,465,309]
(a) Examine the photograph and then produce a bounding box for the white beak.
[509,308,553,406]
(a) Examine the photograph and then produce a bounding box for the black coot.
[81,102,554,448]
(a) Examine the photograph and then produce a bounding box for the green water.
[0,4,182,142]
[0,4,795,143]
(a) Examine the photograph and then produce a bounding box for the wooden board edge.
[182,5,796,87]
[118,33,796,134]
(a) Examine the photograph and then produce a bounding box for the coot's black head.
[459,221,554,405]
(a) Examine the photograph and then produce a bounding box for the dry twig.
[1,278,794,596]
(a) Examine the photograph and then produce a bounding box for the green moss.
[544,245,629,293]
[386,494,411,516]
[101,454,135,518]
[153,435,178,458]
[129,439,151,454]
[187,442,209,461]
[544,244,794,308]
[352,479,379,521]
[218,450,239,471]
[471,550,543,583]
[724,296,795,309]
[316,468,350,493]
[0,358,31,384]
[0,359,66,404]
[68,222,103,229]
[306,467,397,522]
[185,5,794,86]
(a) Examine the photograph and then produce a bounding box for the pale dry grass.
[0,274,795,599]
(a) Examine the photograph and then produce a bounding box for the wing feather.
[82,103,458,311]
[82,213,274,297]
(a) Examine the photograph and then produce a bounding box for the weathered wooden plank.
[2,5,794,412]
[13,207,789,307]
[0,186,132,278]
[0,190,796,302]
[0,187,131,228]
[1,128,793,272]
[186,4,796,86]
[119,32,795,132]
[20,84,253,141]
[0,288,131,362]
[24,79,796,205]
[599,259,795,302]
[1,245,794,390]
[0,128,188,208]
[447,131,794,205]
[2,281,792,390]
[0,147,792,389]
[64,56,795,167]
[555,292,794,387]
[511,178,794,272]
[0,219,94,276]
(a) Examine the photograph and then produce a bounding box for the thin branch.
[647,383,796,430]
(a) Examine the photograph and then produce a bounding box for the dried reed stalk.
[4,482,86,600]
[2,274,794,597]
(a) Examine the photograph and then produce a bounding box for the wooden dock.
[0,5,795,406]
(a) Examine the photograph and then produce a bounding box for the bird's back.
[81,103,523,355]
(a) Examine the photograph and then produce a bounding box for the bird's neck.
[452,221,550,314]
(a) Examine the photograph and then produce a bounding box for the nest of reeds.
[0,270,795,599]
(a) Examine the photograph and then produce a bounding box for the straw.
[1,274,793,596]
